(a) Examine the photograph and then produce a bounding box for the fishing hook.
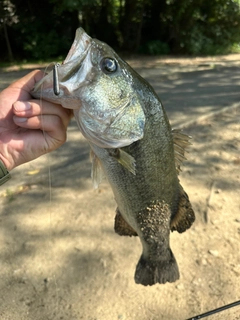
[53,63,60,96]
[186,299,240,319]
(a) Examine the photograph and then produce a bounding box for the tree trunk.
[120,0,145,52]
[3,21,14,62]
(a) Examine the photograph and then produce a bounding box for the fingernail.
[14,116,27,123]
[14,101,31,111]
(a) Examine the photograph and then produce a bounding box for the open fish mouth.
[32,28,92,104]
[32,28,195,287]
[63,28,92,64]
[32,27,146,147]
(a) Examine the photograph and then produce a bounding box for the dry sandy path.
[0,55,240,320]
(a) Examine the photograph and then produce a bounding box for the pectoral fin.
[109,148,136,175]
[171,186,195,233]
[114,208,138,236]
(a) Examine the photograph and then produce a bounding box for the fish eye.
[100,57,118,74]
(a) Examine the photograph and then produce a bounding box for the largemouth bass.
[32,28,195,286]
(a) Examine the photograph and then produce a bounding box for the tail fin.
[134,250,179,286]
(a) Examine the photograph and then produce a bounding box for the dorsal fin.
[90,149,105,189]
[172,129,192,174]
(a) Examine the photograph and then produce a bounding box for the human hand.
[0,70,72,171]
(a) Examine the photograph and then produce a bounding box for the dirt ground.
[0,54,240,320]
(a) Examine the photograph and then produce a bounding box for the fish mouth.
[63,28,91,64]
[59,28,92,82]
[31,28,92,100]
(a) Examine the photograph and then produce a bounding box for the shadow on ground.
[0,57,240,320]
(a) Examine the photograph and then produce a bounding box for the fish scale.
[31,27,195,286]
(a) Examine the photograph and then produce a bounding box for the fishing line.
[186,299,240,319]
[42,63,54,204]
[40,63,60,313]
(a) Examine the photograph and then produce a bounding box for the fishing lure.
[53,63,60,96]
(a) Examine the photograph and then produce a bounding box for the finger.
[9,70,45,93]
[13,114,67,140]
[13,100,73,128]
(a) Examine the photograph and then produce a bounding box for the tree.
[141,0,240,54]
[119,0,147,51]
[1,0,240,61]
[0,0,16,61]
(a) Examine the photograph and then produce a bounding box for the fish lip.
[32,28,92,97]
[63,28,92,64]
[60,28,92,82]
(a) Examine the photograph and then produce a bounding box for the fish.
[31,28,195,286]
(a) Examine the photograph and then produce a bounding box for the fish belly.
[90,140,181,286]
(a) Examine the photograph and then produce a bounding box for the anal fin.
[90,149,105,189]
[171,186,195,233]
[114,209,138,236]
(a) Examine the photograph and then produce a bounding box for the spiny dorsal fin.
[90,149,105,189]
[172,129,192,174]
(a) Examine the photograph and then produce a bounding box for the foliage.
[139,40,170,55]
[1,0,240,61]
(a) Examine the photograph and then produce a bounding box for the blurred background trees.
[0,0,240,62]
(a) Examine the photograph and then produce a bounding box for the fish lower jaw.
[134,251,179,286]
